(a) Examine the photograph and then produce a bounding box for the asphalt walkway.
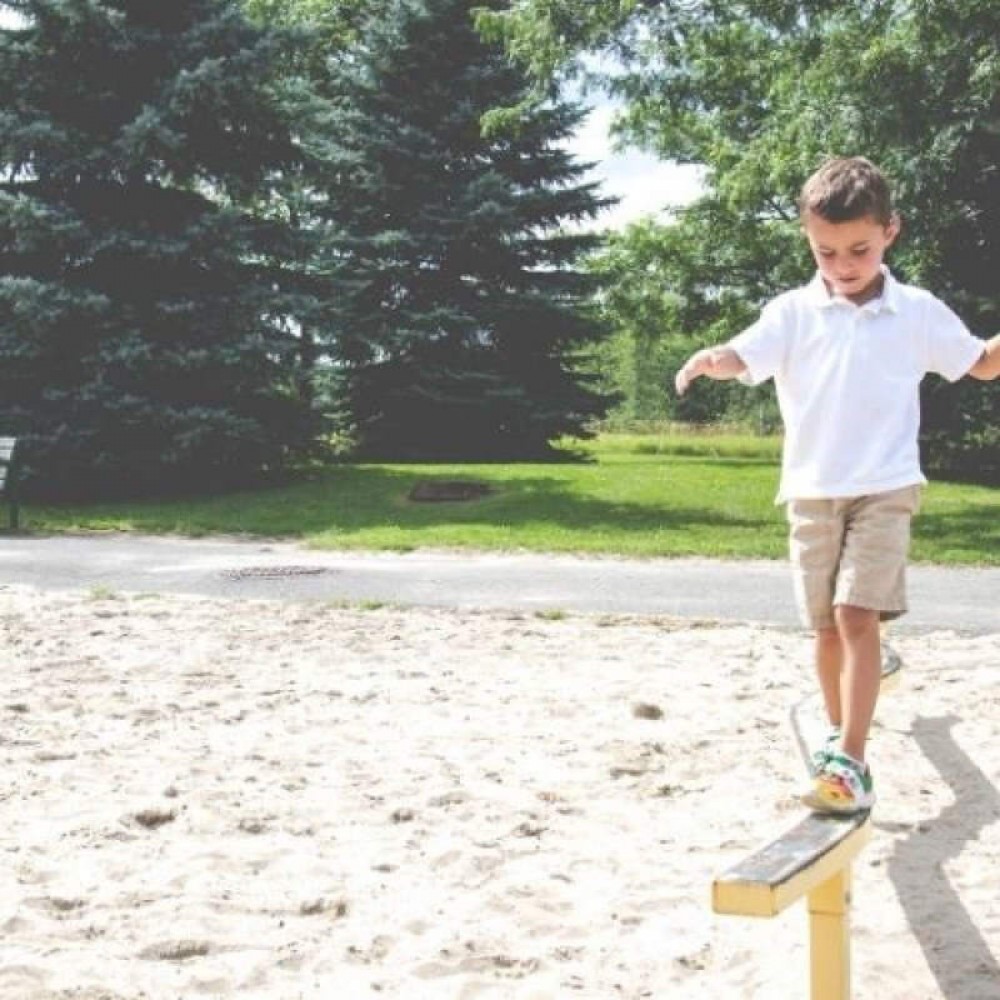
[1,533,996,635]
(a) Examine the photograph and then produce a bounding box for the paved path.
[1,533,996,635]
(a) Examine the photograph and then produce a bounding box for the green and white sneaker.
[809,727,841,777]
[802,752,875,815]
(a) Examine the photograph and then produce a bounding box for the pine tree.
[0,0,316,498]
[319,0,613,460]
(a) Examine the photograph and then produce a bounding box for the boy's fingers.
[675,353,704,394]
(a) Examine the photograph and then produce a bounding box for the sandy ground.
[1,585,997,1000]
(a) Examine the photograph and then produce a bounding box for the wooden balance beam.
[714,811,871,1000]
[712,637,901,999]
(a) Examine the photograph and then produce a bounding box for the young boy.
[674,156,998,815]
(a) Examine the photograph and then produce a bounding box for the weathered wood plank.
[712,811,871,917]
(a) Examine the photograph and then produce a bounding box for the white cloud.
[564,97,705,231]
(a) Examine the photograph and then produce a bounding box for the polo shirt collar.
[807,265,899,315]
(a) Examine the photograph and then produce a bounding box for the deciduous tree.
[486,1,999,478]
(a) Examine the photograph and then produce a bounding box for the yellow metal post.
[808,864,852,1000]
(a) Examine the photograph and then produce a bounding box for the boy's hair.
[799,156,894,225]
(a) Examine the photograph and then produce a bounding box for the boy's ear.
[886,213,901,245]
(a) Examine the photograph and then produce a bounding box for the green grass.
[25,432,999,565]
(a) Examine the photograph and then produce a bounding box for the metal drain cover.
[223,565,329,581]
[408,480,493,502]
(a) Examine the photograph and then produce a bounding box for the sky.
[564,98,704,230]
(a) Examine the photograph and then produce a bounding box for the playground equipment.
[712,636,902,999]
[713,809,871,1000]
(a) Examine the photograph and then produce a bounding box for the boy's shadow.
[879,715,1000,999]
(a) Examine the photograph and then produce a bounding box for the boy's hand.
[674,347,746,396]
[967,332,1000,380]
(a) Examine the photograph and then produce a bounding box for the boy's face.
[802,211,900,305]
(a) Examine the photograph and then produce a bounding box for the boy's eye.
[818,249,835,258]
[851,247,870,257]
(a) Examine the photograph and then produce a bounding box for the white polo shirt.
[729,267,986,503]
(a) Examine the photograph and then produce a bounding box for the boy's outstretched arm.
[968,333,1000,380]
[674,346,748,396]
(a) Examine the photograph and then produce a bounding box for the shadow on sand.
[882,715,1000,999]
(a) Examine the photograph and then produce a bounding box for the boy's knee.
[834,604,880,640]
[816,625,840,647]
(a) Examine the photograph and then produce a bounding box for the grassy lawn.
[26,431,999,565]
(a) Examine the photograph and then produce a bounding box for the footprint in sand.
[413,947,543,982]
[22,895,87,917]
[138,938,213,961]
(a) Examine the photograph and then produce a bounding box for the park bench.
[0,436,21,530]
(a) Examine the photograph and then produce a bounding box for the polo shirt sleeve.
[727,297,791,386]
[923,295,987,382]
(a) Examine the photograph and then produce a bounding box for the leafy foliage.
[585,211,788,427]
[0,0,318,498]
[314,0,615,459]
[492,0,1000,480]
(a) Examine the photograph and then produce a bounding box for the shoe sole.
[800,790,875,815]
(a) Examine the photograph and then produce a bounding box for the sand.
[1,584,997,999]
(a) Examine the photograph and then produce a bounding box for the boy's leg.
[788,502,849,775]
[831,485,921,762]
[787,498,845,747]
[833,605,881,762]
[801,488,919,814]
[802,605,881,813]
[815,626,843,727]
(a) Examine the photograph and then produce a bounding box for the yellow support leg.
[808,864,852,1000]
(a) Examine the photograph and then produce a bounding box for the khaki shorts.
[786,485,922,630]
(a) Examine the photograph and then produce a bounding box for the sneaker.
[881,642,903,690]
[809,727,841,777]
[802,752,876,815]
